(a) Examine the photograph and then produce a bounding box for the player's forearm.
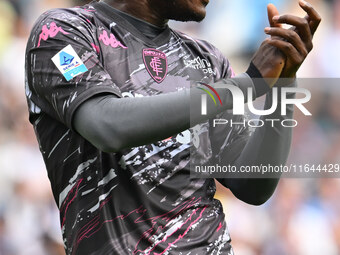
[73,73,264,152]
[233,85,295,169]
[218,83,295,205]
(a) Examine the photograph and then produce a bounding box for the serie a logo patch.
[52,45,88,81]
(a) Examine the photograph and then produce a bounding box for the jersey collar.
[92,1,172,47]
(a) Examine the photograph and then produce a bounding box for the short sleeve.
[25,9,122,129]
[215,48,235,79]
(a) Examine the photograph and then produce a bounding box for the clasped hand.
[252,0,321,87]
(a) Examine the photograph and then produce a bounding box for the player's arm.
[73,74,261,152]
[27,12,278,154]
[74,4,313,153]
[217,1,321,205]
[72,4,297,153]
[73,2,319,153]
[73,33,288,153]
[216,85,295,205]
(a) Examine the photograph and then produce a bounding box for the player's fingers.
[299,0,322,35]
[266,39,303,65]
[267,4,281,28]
[272,14,312,43]
[264,27,310,55]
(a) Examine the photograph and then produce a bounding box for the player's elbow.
[242,193,272,206]
[93,124,126,153]
[231,186,276,206]
[96,139,122,153]
[227,178,280,206]
[76,118,126,153]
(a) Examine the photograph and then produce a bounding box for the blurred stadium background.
[0,0,339,254]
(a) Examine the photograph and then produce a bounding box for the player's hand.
[250,4,285,88]
[264,0,321,78]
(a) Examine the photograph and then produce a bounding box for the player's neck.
[102,0,168,28]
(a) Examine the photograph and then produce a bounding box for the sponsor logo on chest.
[184,56,216,75]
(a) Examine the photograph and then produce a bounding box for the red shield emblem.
[143,48,168,83]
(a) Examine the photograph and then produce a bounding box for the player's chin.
[192,0,208,21]
[190,8,207,22]
[173,7,206,22]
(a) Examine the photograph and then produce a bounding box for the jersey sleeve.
[25,9,122,129]
[215,47,235,80]
[192,38,235,81]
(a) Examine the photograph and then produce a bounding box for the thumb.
[267,3,282,28]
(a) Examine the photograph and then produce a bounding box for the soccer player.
[25,0,320,254]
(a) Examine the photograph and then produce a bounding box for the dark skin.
[265,1,321,78]
[103,0,209,27]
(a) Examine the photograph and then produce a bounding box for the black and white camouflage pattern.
[25,2,247,254]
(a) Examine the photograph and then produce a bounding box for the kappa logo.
[60,51,74,66]
[143,48,168,83]
[37,22,69,47]
[99,30,127,49]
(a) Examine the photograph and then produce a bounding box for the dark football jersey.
[25,2,248,254]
